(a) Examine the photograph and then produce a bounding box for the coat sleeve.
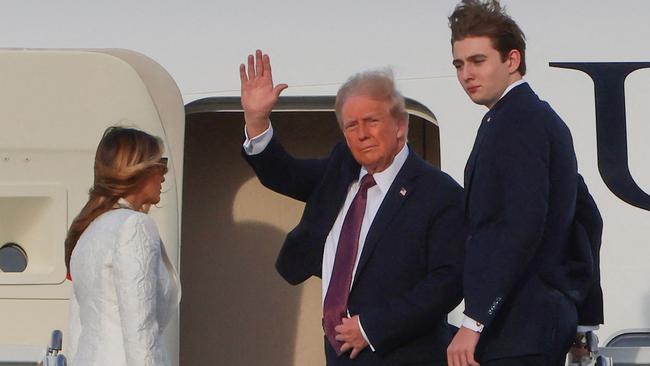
[113,213,167,366]
[463,120,551,328]
[575,175,604,326]
[242,135,329,202]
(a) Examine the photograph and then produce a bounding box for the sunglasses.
[151,157,169,174]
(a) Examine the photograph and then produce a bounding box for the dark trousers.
[324,338,448,366]
[482,355,545,365]
[480,322,574,365]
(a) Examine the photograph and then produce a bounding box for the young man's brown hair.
[449,0,527,75]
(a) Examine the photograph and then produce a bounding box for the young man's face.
[452,36,520,109]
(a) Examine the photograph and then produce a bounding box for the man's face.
[340,95,406,174]
[452,36,518,109]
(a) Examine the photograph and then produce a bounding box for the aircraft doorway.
[181,96,440,366]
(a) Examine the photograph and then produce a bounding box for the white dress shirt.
[244,124,409,350]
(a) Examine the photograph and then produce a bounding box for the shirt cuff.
[462,315,484,333]
[577,325,600,333]
[242,122,273,155]
[357,316,376,352]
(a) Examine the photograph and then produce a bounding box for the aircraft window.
[0,242,28,272]
[607,332,650,347]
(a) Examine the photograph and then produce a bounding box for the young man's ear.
[507,49,521,74]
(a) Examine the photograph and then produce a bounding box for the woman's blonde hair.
[64,126,166,272]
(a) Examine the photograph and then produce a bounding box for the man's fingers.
[247,54,255,80]
[255,49,264,77]
[335,318,349,332]
[273,83,288,97]
[467,350,480,366]
[458,352,467,366]
[339,342,352,354]
[349,347,361,359]
[447,352,453,366]
[447,347,460,366]
[447,343,455,366]
[335,333,346,342]
[263,54,272,79]
[239,64,248,84]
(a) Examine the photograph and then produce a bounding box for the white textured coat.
[68,208,180,366]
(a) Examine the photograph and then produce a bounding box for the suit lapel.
[464,117,489,205]
[464,83,533,210]
[351,150,422,288]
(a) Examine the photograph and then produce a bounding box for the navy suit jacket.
[244,136,465,365]
[463,83,603,360]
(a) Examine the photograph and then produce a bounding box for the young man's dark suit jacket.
[244,135,465,365]
[463,83,603,363]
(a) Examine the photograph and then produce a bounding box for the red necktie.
[323,173,376,355]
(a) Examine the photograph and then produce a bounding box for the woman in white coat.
[65,127,181,366]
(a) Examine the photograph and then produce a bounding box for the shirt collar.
[498,79,527,102]
[358,144,409,194]
[115,197,136,210]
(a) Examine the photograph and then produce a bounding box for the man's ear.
[396,119,408,141]
[507,49,521,74]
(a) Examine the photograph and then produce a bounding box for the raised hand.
[239,49,288,138]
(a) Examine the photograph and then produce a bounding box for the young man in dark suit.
[239,50,465,365]
[446,1,603,365]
